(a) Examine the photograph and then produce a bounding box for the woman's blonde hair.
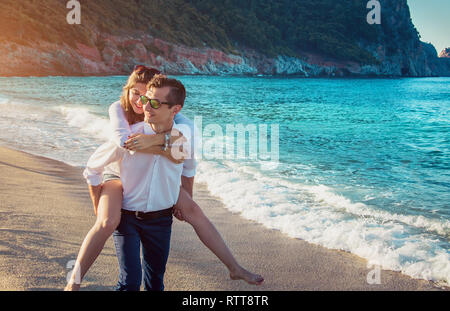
[120,67,160,125]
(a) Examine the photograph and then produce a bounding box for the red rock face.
[0,31,447,77]
[304,52,358,70]
[206,49,241,65]
[150,38,241,67]
[153,38,172,59]
[0,22,253,76]
[76,43,102,62]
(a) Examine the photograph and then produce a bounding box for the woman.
[65,66,263,291]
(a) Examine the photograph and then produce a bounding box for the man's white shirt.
[83,121,191,213]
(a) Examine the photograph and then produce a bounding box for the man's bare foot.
[64,283,81,291]
[230,267,264,285]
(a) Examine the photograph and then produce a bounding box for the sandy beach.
[0,146,445,291]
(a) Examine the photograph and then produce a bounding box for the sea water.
[0,76,448,285]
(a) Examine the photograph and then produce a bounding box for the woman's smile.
[134,100,143,109]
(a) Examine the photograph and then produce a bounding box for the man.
[83,75,190,291]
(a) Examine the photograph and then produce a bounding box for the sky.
[407,0,450,54]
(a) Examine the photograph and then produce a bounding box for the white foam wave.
[58,106,112,142]
[224,160,450,236]
[196,160,450,285]
[302,184,450,237]
[0,99,110,167]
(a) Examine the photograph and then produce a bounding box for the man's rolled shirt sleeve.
[83,142,123,186]
[182,159,196,178]
[173,118,198,178]
[173,123,196,178]
[109,101,132,148]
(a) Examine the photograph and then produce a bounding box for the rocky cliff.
[439,48,450,58]
[437,48,450,75]
[0,0,448,77]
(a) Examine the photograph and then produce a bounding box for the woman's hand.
[124,133,155,151]
[124,130,186,152]
[173,206,185,221]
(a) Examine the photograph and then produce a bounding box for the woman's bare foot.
[64,283,81,291]
[230,267,264,285]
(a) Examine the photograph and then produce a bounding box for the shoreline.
[0,146,446,290]
[1,74,449,79]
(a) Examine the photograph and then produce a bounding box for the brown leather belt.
[121,207,173,220]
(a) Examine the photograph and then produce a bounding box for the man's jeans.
[113,213,173,291]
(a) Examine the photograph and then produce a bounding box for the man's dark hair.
[147,74,186,107]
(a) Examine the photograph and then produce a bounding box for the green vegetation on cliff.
[0,0,413,65]
[188,0,379,63]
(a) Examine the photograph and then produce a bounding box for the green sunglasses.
[140,96,175,109]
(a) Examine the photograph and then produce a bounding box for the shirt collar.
[143,120,177,135]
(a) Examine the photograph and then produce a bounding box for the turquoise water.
[185,77,450,218]
[0,76,448,285]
